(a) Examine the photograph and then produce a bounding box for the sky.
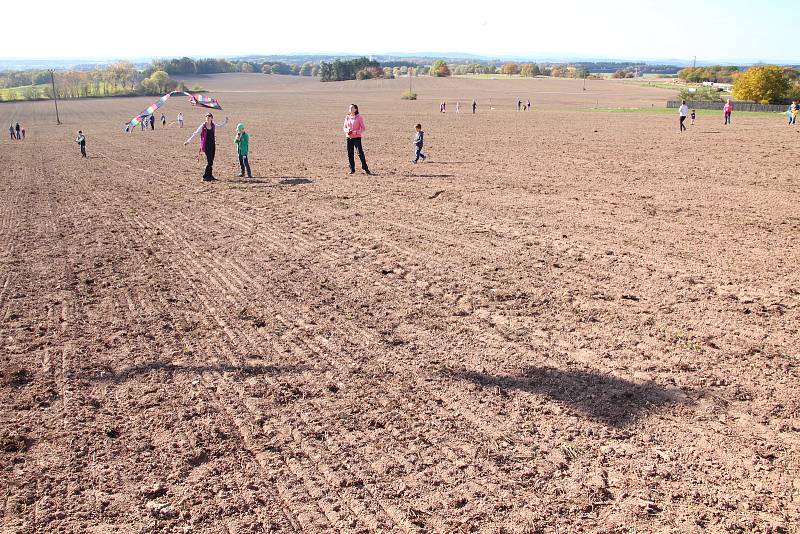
[6,0,798,63]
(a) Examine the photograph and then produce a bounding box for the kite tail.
[124,91,222,131]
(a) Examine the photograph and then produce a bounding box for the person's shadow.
[279,177,313,185]
[444,365,691,427]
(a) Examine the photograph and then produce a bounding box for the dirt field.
[1,74,799,533]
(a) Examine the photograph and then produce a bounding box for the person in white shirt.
[679,100,689,132]
[177,112,184,128]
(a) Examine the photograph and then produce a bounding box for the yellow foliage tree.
[501,63,520,75]
[520,64,540,77]
[149,71,171,94]
[732,65,791,104]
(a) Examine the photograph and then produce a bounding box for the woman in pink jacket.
[723,99,733,125]
[343,104,371,175]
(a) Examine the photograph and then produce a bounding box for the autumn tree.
[501,63,520,75]
[733,65,792,104]
[149,70,171,93]
[430,60,451,77]
[520,64,540,77]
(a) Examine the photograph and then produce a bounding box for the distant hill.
[1,53,798,72]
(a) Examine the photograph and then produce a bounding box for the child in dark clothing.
[75,131,86,158]
[413,124,426,163]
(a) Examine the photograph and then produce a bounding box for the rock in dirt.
[145,500,177,518]
[140,482,166,499]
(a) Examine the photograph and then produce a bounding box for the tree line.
[3,57,798,105]
[678,66,741,83]
[0,62,190,102]
[675,65,800,104]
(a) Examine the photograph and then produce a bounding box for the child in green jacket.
[234,123,252,178]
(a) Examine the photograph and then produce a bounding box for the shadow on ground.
[444,365,691,427]
[280,177,314,185]
[90,361,307,383]
[229,178,273,184]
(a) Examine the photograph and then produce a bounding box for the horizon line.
[1,52,798,66]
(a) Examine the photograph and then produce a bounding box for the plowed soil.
[1,74,799,533]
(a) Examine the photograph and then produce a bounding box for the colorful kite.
[125,91,222,131]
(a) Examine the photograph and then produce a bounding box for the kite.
[125,91,222,131]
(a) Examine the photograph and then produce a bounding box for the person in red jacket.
[342,104,371,175]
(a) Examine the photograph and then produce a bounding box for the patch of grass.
[0,83,49,101]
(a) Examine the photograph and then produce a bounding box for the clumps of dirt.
[0,429,28,453]
[2,366,32,388]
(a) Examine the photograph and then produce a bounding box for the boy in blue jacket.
[413,124,426,163]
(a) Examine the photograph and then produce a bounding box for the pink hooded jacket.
[343,113,365,139]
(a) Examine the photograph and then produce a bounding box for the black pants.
[204,146,215,178]
[679,116,686,132]
[346,137,369,172]
[80,144,86,157]
[238,154,252,177]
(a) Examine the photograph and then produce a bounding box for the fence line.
[666,100,788,113]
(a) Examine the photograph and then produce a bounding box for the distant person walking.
[140,117,146,131]
[177,112,184,128]
[9,125,14,140]
[149,114,155,130]
[527,98,531,111]
[723,99,733,125]
[691,109,696,125]
[184,112,229,181]
[160,113,166,127]
[472,99,477,114]
[412,123,426,163]
[75,131,87,158]
[440,100,446,113]
[15,123,21,140]
[20,125,25,139]
[234,123,252,178]
[679,100,689,132]
[456,101,460,113]
[517,99,522,111]
[343,104,371,175]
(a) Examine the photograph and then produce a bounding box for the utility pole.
[693,56,696,68]
[50,69,61,125]
[409,66,413,95]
